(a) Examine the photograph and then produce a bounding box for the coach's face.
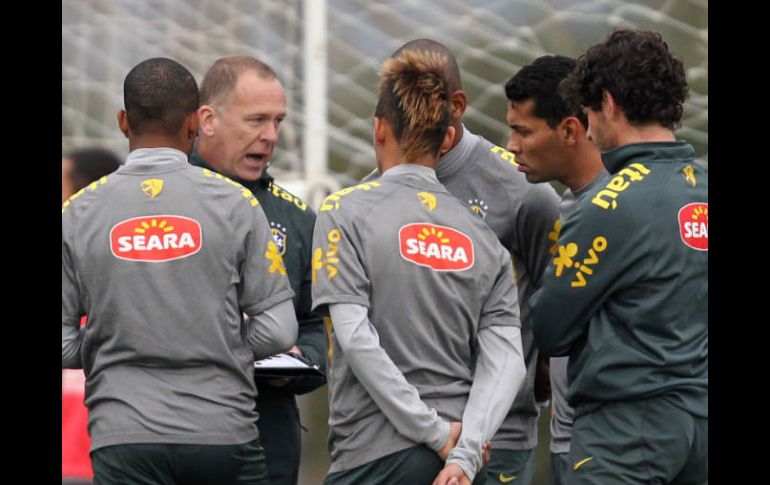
[207,71,286,181]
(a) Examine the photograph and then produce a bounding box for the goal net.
[63,0,707,204]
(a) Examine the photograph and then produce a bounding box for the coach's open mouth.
[245,153,268,164]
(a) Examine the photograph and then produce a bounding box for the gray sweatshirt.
[364,126,560,450]
[62,148,296,451]
[313,163,526,479]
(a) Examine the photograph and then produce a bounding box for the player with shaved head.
[62,57,297,484]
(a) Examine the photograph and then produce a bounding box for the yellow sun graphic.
[417,227,450,243]
[691,206,707,221]
[133,219,174,234]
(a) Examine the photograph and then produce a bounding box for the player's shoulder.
[318,178,394,216]
[427,188,499,240]
[61,172,118,219]
[475,136,557,195]
[190,166,261,209]
[566,167,649,232]
[475,135,519,172]
[587,160,675,215]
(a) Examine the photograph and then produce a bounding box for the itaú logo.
[399,223,474,271]
[110,215,202,262]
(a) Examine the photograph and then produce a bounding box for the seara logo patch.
[399,223,474,271]
[678,202,708,251]
[110,215,202,262]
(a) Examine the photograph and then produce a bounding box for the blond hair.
[375,50,451,163]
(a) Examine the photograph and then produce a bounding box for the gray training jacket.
[548,170,608,454]
[363,126,560,450]
[313,163,526,479]
[62,148,296,452]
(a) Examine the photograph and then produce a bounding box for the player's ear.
[185,111,199,140]
[373,116,387,146]
[560,117,581,146]
[439,125,456,155]
[450,90,467,123]
[117,110,130,139]
[602,90,619,120]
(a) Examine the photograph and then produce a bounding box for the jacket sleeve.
[531,199,647,357]
[447,250,526,479]
[329,302,451,451]
[245,298,298,359]
[514,183,560,290]
[62,215,84,369]
[238,202,296,356]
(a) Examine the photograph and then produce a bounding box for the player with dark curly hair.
[560,29,690,149]
[532,29,708,484]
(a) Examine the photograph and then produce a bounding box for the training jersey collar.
[436,124,478,180]
[601,141,694,173]
[381,162,440,185]
[123,147,189,171]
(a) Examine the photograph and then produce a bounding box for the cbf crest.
[468,198,489,219]
[270,221,288,256]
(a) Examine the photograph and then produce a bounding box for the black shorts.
[325,445,443,485]
[91,438,268,485]
[568,396,707,485]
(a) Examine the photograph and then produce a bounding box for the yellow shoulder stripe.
[62,175,110,214]
[202,168,259,206]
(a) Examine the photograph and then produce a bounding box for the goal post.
[62,0,707,205]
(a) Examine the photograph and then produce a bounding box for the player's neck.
[129,134,190,154]
[563,144,605,191]
[616,122,676,146]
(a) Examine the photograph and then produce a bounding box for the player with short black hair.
[62,57,297,485]
[504,54,607,485]
[62,147,122,202]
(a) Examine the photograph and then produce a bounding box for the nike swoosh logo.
[573,457,594,470]
[498,473,517,483]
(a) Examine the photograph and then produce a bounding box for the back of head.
[375,50,452,163]
[561,29,688,129]
[200,55,278,108]
[392,39,462,93]
[505,55,586,128]
[123,57,199,135]
[65,147,122,191]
